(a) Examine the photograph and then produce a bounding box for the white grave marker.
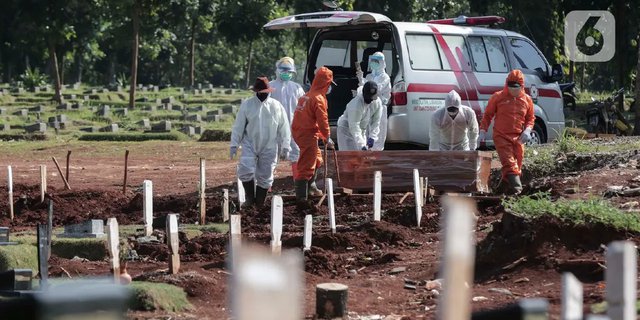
[107,218,120,282]
[606,241,637,320]
[437,197,477,320]
[199,158,206,225]
[237,178,246,206]
[326,178,336,234]
[166,214,180,274]
[562,272,583,320]
[413,169,422,227]
[230,214,242,247]
[7,166,13,220]
[270,196,283,255]
[223,188,230,222]
[303,214,313,251]
[40,165,47,203]
[143,180,153,236]
[373,171,382,222]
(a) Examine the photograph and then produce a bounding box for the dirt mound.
[384,203,440,231]
[198,129,231,142]
[134,270,219,298]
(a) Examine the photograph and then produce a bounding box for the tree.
[633,32,640,135]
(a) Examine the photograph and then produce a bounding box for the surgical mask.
[279,72,293,82]
[508,87,521,97]
[257,92,269,102]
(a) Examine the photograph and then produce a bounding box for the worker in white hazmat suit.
[230,77,291,208]
[357,52,391,150]
[269,57,305,178]
[429,90,479,151]
[337,81,383,151]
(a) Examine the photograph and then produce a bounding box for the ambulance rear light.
[427,15,505,27]
[392,81,407,107]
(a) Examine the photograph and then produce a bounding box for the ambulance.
[264,11,565,148]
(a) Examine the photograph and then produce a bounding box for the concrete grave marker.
[195,126,204,135]
[143,180,153,236]
[1,124,9,131]
[0,107,6,115]
[316,283,349,319]
[166,214,180,274]
[222,105,238,114]
[57,103,71,110]
[188,105,206,112]
[143,105,156,112]
[98,105,110,117]
[207,109,223,116]
[205,115,221,122]
[181,126,196,136]
[14,109,28,116]
[373,171,382,222]
[37,224,49,290]
[303,214,313,251]
[107,218,120,281]
[0,269,33,291]
[59,219,105,238]
[229,214,242,265]
[270,195,283,255]
[80,127,99,133]
[114,108,128,116]
[562,272,583,320]
[25,123,47,133]
[606,241,637,320]
[326,178,336,234]
[138,119,151,130]
[171,105,184,112]
[0,227,9,243]
[40,165,47,203]
[413,169,422,227]
[222,189,230,222]
[186,114,202,122]
[199,158,206,225]
[30,105,45,113]
[161,97,174,104]
[100,124,119,133]
[7,166,14,220]
[152,121,171,132]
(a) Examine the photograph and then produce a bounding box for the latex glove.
[520,127,532,144]
[279,148,290,161]
[356,70,364,84]
[230,146,238,159]
[367,137,375,149]
[326,138,335,150]
[478,130,487,143]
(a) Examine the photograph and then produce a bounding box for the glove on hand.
[230,146,238,160]
[367,137,375,149]
[280,148,290,161]
[520,128,532,144]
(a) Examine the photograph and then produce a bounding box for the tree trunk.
[245,40,253,89]
[633,33,640,135]
[189,18,197,88]
[48,43,62,103]
[129,0,141,109]
[614,0,625,89]
[60,51,65,85]
[75,48,83,84]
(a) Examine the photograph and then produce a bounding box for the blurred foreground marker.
[316,283,348,319]
[561,272,583,320]
[606,241,637,320]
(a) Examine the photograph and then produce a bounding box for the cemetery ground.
[1,136,640,319]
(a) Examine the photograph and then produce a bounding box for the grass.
[0,243,38,273]
[590,300,640,314]
[129,281,192,312]
[503,193,640,232]
[51,238,109,261]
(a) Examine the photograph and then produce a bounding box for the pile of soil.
[134,270,219,298]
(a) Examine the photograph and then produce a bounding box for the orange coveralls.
[291,67,333,181]
[480,70,535,179]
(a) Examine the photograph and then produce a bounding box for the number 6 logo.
[564,11,615,63]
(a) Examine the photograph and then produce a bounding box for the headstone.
[59,219,106,238]
[237,177,245,206]
[197,83,203,90]
[7,166,14,220]
[32,86,40,93]
[199,158,206,225]
[161,97,174,104]
[71,102,82,110]
[207,110,223,116]
[166,214,180,274]
[37,224,49,289]
[141,87,148,92]
[101,88,109,93]
[0,227,10,243]
[270,195,283,255]
[326,178,336,234]
[194,126,204,135]
[80,127,100,133]
[155,98,162,105]
[180,93,189,99]
[222,105,238,114]
[373,171,382,222]
[225,89,234,95]
[143,180,153,236]
[107,218,120,281]
[229,214,242,262]
[30,105,45,113]
[0,269,33,291]
[222,189,229,222]
[83,95,89,101]
[56,114,68,123]
[72,82,81,90]
[25,123,47,133]
[40,165,47,203]
[98,105,110,117]
[205,115,221,122]
[100,124,119,133]
[186,114,201,122]
[562,272,583,320]
[152,121,171,132]
[114,108,128,116]
[413,169,422,226]
[116,86,123,92]
[303,214,312,251]
[0,108,6,115]
[14,109,28,116]
[171,105,184,112]
[1,124,9,131]
[178,88,184,94]
[138,119,151,130]
[606,241,637,320]
[143,105,156,112]
[152,86,159,93]
[193,89,200,95]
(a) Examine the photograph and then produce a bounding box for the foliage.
[555,128,589,154]
[20,67,49,90]
[130,281,192,312]
[503,192,640,232]
[51,238,109,261]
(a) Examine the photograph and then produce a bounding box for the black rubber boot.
[295,180,308,202]
[507,174,523,195]
[241,180,255,207]
[308,169,323,196]
[255,186,269,208]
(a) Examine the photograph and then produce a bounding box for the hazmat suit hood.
[445,90,462,108]
[310,66,334,94]
[275,57,296,80]
[369,52,386,76]
[504,69,525,97]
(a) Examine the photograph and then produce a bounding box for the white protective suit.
[269,58,305,162]
[429,90,479,151]
[358,52,391,151]
[337,94,383,151]
[230,96,291,189]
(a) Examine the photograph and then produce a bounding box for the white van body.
[265,11,565,148]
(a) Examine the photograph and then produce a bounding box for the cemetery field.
[1,137,640,319]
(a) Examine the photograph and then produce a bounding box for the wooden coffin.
[324,150,492,193]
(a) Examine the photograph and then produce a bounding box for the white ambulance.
[265,11,565,148]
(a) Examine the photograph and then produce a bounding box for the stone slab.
[25,123,46,133]
[152,121,171,132]
[59,219,106,238]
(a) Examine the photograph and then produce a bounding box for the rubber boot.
[241,180,255,208]
[308,169,323,197]
[295,180,308,201]
[255,186,269,208]
[291,163,298,183]
[507,174,523,195]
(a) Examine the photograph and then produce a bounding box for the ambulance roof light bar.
[427,15,506,27]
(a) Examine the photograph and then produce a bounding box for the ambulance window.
[484,37,508,72]
[439,35,472,71]
[316,40,351,68]
[510,38,546,72]
[405,34,442,70]
[468,36,490,72]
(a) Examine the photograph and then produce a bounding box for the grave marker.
[166,214,180,274]
[25,123,47,133]
[229,214,242,263]
[222,189,230,222]
[14,109,28,116]
[270,196,283,255]
[413,169,422,227]
[138,119,151,130]
[326,178,336,234]
[107,218,120,282]
[0,227,10,243]
[97,105,110,117]
[199,158,206,225]
[373,171,382,222]
[100,124,119,133]
[562,272,583,320]
[59,219,106,238]
[152,120,171,132]
[40,165,47,203]
[606,241,637,320]
[7,166,14,220]
[47,200,53,259]
[143,180,153,236]
[316,283,349,319]
[303,214,312,251]
[237,177,246,206]
[37,224,49,290]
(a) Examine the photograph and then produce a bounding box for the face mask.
[257,92,269,102]
[326,85,332,95]
[364,93,378,104]
[369,61,382,72]
[279,72,293,82]
[447,106,459,116]
[508,87,521,97]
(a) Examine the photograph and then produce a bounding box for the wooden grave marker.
[37,224,50,290]
[47,200,53,259]
[326,178,336,234]
[373,171,382,222]
[270,195,283,255]
[107,218,120,282]
[143,180,153,236]
[166,214,180,274]
[40,165,47,203]
[199,158,206,225]
[606,241,637,320]
[123,150,129,194]
[7,166,13,220]
[436,196,477,320]
[52,157,71,190]
[561,272,583,320]
[303,214,312,251]
[223,189,230,222]
[413,169,422,227]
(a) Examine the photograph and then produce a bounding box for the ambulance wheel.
[528,123,546,145]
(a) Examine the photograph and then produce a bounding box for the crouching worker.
[337,81,382,151]
[292,66,335,202]
[429,90,479,151]
[230,77,291,207]
[479,70,535,195]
